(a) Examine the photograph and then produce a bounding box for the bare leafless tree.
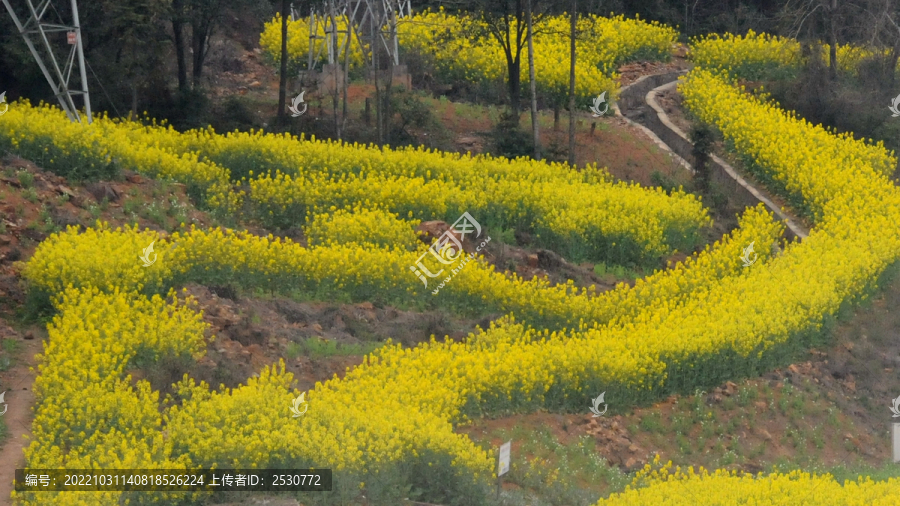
[777,0,856,78]
[443,0,547,125]
[860,0,900,85]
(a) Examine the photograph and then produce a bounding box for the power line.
[84,57,122,119]
[48,0,124,119]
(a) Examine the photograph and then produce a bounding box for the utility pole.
[2,0,93,123]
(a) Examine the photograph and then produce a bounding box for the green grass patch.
[593,262,641,281]
[284,342,303,361]
[2,338,22,354]
[0,416,7,446]
[17,170,34,189]
[469,424,629,506]
[301,338,383,359]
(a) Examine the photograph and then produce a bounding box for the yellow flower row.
[689,29,896,80]
[13,287,206,506]
[257,13,368,75]
[172,124,615,185]
[679,69,896,220]
[26,211,769,331]
[606,67,900,501]
[0,102,241,213]
[596,456,900,505]
[260,10,677,103]
[246,168,709,264]
[305,206,422,251]
[157,123,709,264]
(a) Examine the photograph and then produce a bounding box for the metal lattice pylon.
[2,0,92,123]
[308,0,353,73]
[299,0,411,76]
[352,0,411,68]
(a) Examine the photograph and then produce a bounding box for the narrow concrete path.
[615,71,810,241]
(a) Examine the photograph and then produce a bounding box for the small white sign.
[498,440,511,476]
[893,423,900,463]
[67,31,77,45]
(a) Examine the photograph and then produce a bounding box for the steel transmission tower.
[1,0,92,123]
[306,0,352,74]
[296,0,411,76]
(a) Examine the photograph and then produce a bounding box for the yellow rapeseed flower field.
[11,31,900,504]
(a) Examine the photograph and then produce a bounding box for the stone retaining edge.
[615,71,809,242]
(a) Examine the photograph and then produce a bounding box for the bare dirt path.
[0,334,41,506]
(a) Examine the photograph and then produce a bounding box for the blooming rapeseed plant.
[14,35,900,504]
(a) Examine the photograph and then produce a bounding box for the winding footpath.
[614,70,810,241]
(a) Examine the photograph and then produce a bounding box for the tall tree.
[526,0,540,159]
[168,0,249,89]
[861,0,900,85]
[187,0,220,85]
[372,11,384,145]
[826,0,837,79]
[341,12,351,138]
[447,0,546,125]
[116,0,168,118]
[779,0,853,79]
[170,0,189,90]
[568,0,576,166]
